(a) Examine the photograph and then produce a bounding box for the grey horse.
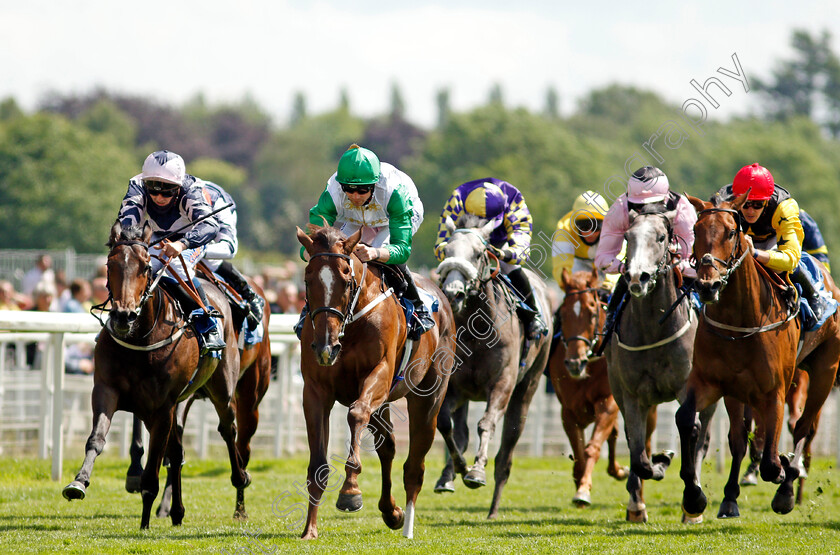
[605,207,715,523]
[433,213,553,519]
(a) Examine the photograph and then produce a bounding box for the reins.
[693,206,798,339]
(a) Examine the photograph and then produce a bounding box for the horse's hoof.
[382,506,405,530]
[156,503,170,518]
[336,493,363,512]
[652,450,675,466]
[682,488,707,517]
[125,475,142,494]
[739,472,758,486]
[772,483,796,515]
[682,512,704,524]
[62,482,86,501]
[572,491,592,507]
[434,479,455,493]
[463,468,486,489]
[233,507,248,521]
[626,508,648,523]
[609,466,629,481]
[717,500,740,519]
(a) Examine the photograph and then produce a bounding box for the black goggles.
[574,218,603,235]
[145,180,179,197]
[742,200,767,210]
[340,183,374,195]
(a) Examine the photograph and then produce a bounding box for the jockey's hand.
[161,239,186,259]
[487,244,514,262]
[354,244,384,263]
[744,234,755,255]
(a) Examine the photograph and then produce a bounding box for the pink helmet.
[627,166,669,204]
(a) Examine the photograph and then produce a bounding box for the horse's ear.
[731,190,750,211]
[343,228,362,254]
[141,222,153,244]
[480,218,496,238]
[297,226,314,253]
[628,208,639,223]
[445,216,456,234]
[108,220,122,248]
[686,194,710,213]
[560,267,571,291]
[589,266,599,286]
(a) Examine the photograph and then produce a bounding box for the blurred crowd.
[0,253,308,374]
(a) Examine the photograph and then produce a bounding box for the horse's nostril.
[711,281,722,292]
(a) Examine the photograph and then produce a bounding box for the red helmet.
[732,163,775,201]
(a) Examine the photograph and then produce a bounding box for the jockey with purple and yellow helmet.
[434,178,548,340]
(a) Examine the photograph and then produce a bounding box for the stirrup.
[246,295,265,329]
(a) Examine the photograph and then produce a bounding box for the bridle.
[691,207,751,290]
[306,252,366,339]
[438,228,501,294]
[556,287,605,358]
[626,213,677,292]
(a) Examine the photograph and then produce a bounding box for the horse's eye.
[658,234,666,242]
[729,230,737,239]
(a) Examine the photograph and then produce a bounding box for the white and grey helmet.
[141,150,185,187]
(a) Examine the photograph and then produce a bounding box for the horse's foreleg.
[63,384,118,502]
[466,373,515,490]
[717,398,746,520]
[434,396,461,493]
[164,415,186,526]
[126,415,145,494]
[575,398,622,507]
[487,371,540,519]
[140,408,175,529]
[603,399,628,481]
[300,384,333,540]
[560,407,587,500]
[676,386,706,519]
[758,391,786,486]
[233,364,267,520]
[157,399,191,519]
[740,406,762,486]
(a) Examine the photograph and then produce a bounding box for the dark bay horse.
[605,207,715,523]
[549,268,627,507]
[433,214,552,519]
[296,223,455,540]
[124,270,272,520]
[677,194,840,519]
[63,221,247,529]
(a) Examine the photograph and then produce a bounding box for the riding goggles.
[340,183,374,195]
[145,180,179,197]
[574,218,602,235]
[742,200,767,210]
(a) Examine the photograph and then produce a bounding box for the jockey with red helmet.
[594,166,697,338]
[712,163,834,329]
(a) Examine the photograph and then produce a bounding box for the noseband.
[557,287,604,358]
[626,213,675,291]
[307,252,365,339]
[692,207,750,289]
[438,229,500,293]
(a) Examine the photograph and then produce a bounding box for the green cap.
[337,144,381,186]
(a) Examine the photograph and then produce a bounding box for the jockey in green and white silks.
[297,144,434,340]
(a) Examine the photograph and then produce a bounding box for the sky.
[2,0,840,129]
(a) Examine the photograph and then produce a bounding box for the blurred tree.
[189,157,248,194]
[0,98,23,122]
[291,91,307,126]
[77,99,137,148]
[390,83,407,121]
[0,113,136,251]
[544,87,560,120]
[754,29,840,137]
[436,88,451,129]
[488,83,504,106]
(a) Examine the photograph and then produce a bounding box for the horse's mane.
[108,221,147,248]
[455,212,490,230]
[565,272,598,292]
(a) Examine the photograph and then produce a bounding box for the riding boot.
[506,267,548,340]
[603,277,628,331]
[791,268,828,328]
[215,261,265,329]
[397,264,435,340]
[169,278,226,355]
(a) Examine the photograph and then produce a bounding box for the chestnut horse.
[124,269,272,520]
[296,223,455,540]
[677,194,840,519]
[63,221,246,529]
[549,268,627,507]
[432,215,552,519]
[605,206,715,523]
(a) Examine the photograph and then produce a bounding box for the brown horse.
[296,223,455,540]
[62,221,247,529]
[124,269,272,520]
[549,268,627,507]
[676,194,840,519]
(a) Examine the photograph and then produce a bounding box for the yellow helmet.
[571,191,608,220]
